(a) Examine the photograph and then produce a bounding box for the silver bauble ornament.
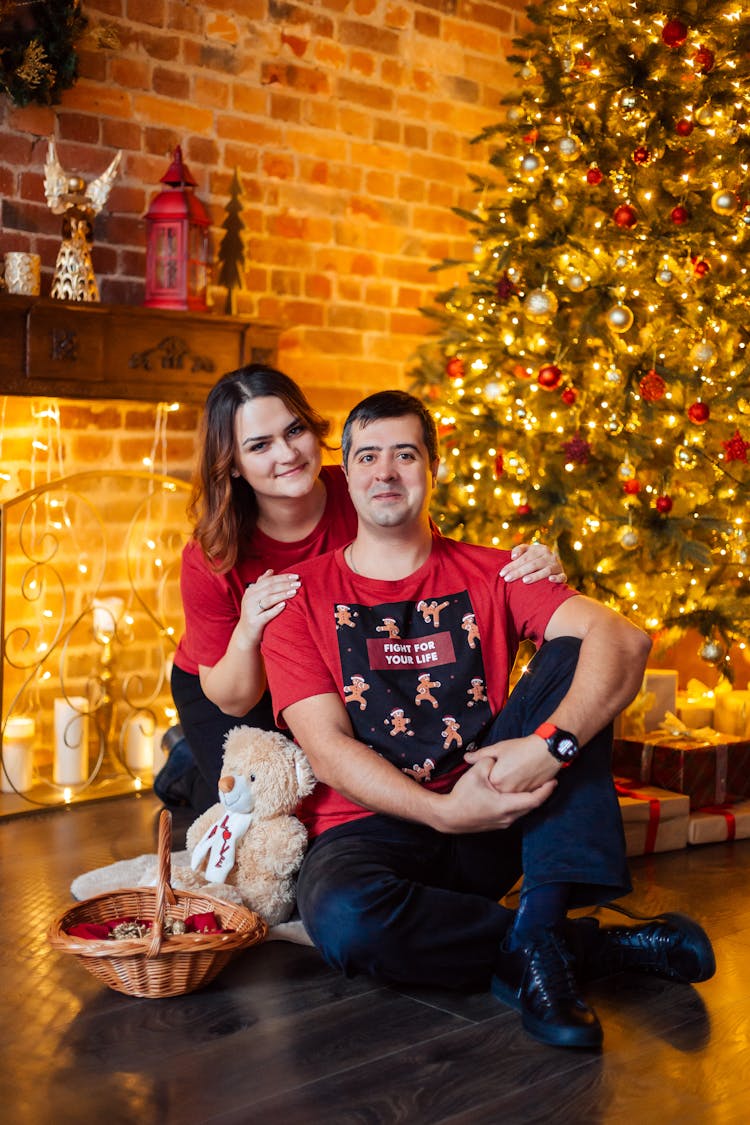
[607,304,634,333]
[552,194,569,212]
[521,62,536,79]
[523,287,558,322]
[711,189,738,216]
[520,152,544,175]
[619,527,640,550]
[558,135,582,162]
[605,364,623,384]
[507,105,525,125]
[656,267,674,287]
[699,639,723,664]
[690,340,716,366]
[484,380,502,400]
[566,273,586,292]
[614,253,629,270]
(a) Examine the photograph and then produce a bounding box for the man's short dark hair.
[341,391,439,468]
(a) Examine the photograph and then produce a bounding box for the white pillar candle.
[126,715,156,771]
[152,725,169,773]
[1,716,35,793]
[714,691,750,738]
[92,596,125,641]
[54,697,89,785]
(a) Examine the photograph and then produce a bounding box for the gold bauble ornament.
[619,527,640,550]
[552,194,569,212]
[695,103,715,126]
[523,287,558,322]
[618,459,636,480]
[711,189,738,216]
[690,340,717,366]
[520,152,544,175]
[674,445,699,470]
[656,267,675,287]
[607,304,634,333]
[566,273,586,292]
[558,135,582,162]
[605,365,623,384]
[507,105,525,125]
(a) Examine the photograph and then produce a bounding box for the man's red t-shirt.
[261,533,577,839]
[174,465,357,675]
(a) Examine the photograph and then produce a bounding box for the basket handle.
[147,808,177,959]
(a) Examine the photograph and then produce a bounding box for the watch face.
[556,736,578,761]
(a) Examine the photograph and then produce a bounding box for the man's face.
[344,414,438,530]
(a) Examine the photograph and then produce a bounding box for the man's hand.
[428,756,556,834]
[464,735,560,794]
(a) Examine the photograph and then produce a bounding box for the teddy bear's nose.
[218,776,234,793]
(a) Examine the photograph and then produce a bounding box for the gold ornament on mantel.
[44,139,121,302]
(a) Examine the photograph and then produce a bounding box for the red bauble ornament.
[561,386,578,405]
[688,401,710,424]
[692,257,710,277]
[517,503,532,516]
[537,363,563,390]
[722,429,749,463]
[446,356,465,379]
[655,495,673,514]
[575,53,592,71]
[662,19,688,48]
[623,479,641,495]
[613,203,638,228]
[514,363,532,379]
[694,46,715,73]
[639,369,666,402]
[496,272,516,301]
[671,205,690,225]
[494,452,504,477]
[586,166,603,185]
[675,118,694,136]
[632,146,651,166]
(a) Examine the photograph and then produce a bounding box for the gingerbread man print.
[384,707,414,737]
[467,677,487,707]
[344,674,370,711]
[335,604,358,629]
[376,616,400,639]
[416,598,450,628]
[403,758,435,782]
[461,612,480,649]
[415,672,441,709]
[442,715,463,750]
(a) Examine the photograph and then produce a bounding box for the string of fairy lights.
[411,0,749,676]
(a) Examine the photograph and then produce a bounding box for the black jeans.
[170,664,277,813]
[295,637,631,991]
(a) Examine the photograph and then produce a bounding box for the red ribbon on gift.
[696,804,736,841]
[615,778,661,854]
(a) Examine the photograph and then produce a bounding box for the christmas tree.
[410,0,749,678]
[217,168,246,315]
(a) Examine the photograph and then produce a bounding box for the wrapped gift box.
[613,727,750,810]
[616,779,689,857]
[688,800,750,846]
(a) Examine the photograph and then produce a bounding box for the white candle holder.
[54,697,89,786]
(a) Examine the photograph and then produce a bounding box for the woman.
[166,364,565,813]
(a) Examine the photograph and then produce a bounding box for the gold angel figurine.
[44,139,122,302]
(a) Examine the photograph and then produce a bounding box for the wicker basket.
[47,809,268,997]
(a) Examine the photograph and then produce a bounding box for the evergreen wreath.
[0,0,87,106]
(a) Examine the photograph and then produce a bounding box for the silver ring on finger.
[258,600,264,612]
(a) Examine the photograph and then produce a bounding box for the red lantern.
[613,203,637,228]
[144,146,211,311]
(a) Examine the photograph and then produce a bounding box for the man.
[260,390,715,1050]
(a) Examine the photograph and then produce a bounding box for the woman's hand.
[237,568,301,647]
[499,542,566,584]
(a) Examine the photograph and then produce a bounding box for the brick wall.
[0,0,526,408]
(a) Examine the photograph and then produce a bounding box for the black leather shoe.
[491,927,603,1049]
[586,910,716,983]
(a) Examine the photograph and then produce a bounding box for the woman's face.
[232,395,322,505]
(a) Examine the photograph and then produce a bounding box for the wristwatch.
[533,721,579,767]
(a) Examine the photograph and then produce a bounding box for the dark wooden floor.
[2,792,749,1124]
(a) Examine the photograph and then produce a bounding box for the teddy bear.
[182,725,316,926]
[70,725,316,932]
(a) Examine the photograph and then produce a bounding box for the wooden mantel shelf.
[0,295,279,405]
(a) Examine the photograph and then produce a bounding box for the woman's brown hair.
[188,364,332,573]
